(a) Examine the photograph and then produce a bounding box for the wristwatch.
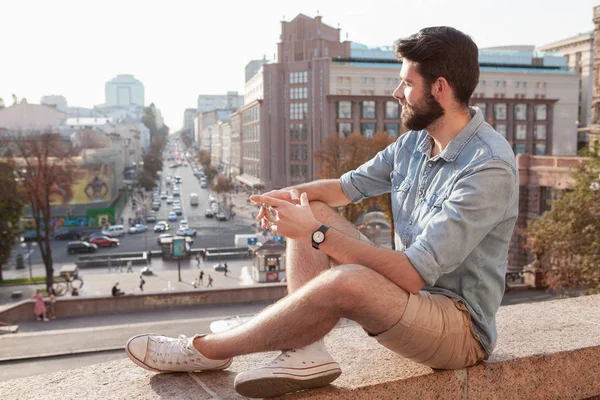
[311,224,329,250]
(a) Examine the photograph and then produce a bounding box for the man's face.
[393,61,445,131]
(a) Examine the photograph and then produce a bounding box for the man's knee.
[320,264,371,308]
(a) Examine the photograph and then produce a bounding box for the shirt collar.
[416,107,484,162]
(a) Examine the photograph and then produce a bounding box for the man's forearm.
[285,179,351,207]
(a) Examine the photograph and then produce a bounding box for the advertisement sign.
[266,272,279,282]
[50,164,112,205]
[172,238,186,258]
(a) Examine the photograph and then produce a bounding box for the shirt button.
[418,190,423,196]
[427,163,433,167]
[408,220,413,225]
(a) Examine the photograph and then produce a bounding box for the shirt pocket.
[424,191,447,216]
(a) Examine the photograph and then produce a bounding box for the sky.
[0,0,597,131]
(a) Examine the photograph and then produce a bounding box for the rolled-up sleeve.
[340,141,397,204]
[404,162,516,286]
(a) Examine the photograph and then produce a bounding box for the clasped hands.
[250,189,321,241]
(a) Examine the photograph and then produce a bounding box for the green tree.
[525,150,600,294]
[0,162,25,281]
[137,171,157,190]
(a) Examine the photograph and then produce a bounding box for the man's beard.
[401,89,445,131]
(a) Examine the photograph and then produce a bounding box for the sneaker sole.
[235,367,342,398]
[125,333,232,373]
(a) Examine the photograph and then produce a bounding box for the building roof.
[0,102,67,132]
[537,31,594,51]
[64,117,114,127]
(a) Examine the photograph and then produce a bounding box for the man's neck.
[427,107,472,157]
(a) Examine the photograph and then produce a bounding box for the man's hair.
[394,26,479,107]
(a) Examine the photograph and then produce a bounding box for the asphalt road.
[10,161,254,267]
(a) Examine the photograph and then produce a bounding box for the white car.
[176,227,197,237]
[179,220,189,229]
[173,206,183,215]
[166,196,174,204]
[172,200,181,207]
[160,192,168,199]
[128,224,147,234]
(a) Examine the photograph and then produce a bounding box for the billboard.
[50,164,111,205]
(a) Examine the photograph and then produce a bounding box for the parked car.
[166,196,174,205]
[101,225,125,238]
[160,192,168,200]
[81,232,106,242]
[200,182,208,188]
[67,241,98,254]
[168,212,178,221]
[215,212,229,222]
[89,236,119,247]
[54,229,83,240]
[153,221,170,232]
[172,206,183,216]
[205,209,214,218]
[157,233,173,245]
[146,214,157,223]
[128,224,148,234]
[21,231,45,243]
[176,227,197,237]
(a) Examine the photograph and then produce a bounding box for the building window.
[289,72,308,84]
[289,123,307,140]
[540,187,553,213]
[338,123,353,138]
[494,104,507,120]
[514,104,527,120]
[385,123,399,138]
[515,124,527,140]
[385,101,399,119]
[534,124,547,140]
[338,101,352,119]
[514,143,527,154]
[495,124,507,138]
[534,104,547,120]
[361,77,375,85]
[362,101,376,119]
[535,143,547,156]
[475,103,487,117]
[361,123,376,137]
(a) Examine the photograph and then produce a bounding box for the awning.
[236,174,264,188]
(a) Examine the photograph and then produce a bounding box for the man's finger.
[300,192,309,206]
[290,189,299,202]
[250,195,288,208]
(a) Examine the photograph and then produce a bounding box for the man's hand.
[249,192,320,241]
[253,188,301,230]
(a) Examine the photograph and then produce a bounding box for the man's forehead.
[399,61,419,81]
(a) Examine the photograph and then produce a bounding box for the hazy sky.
[1,0,596,130]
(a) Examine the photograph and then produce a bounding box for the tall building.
[197,92,243,113]
[105,74,145,107]
[235,13,578,192]
[245,59,268,82]
[183,108,197,138]
[40,95,68,112]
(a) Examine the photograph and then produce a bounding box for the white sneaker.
[125,333,232,373]
[234,340,341,398]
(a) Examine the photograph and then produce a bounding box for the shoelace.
[153,335,200,366]
[269,349,297,366]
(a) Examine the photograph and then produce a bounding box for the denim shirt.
[340,107,518,355]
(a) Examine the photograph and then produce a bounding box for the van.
[190,193,199,206]
[102,224,125,238]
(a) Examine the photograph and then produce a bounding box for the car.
[209,194,216,202]
[168,212,178,221]
[200,182,208,188]
[53,229,83,240]
[172,206,183,215]
[67,241,98,254]
[153,221,170,232]
[141,266,154,276]
[172,200,181,207]
[82,232,106,241]
[179,220,189,229]
[128,224,148,234]
[157,233,173,245]
[166,196,174,204]
[20,231,45,243]
[176,227,197,237]
[146,214,157,223]
[89,235,119,247]
[215,212,229,222]
[151,202,161,211]
[169,163,178,168]
[173,190,180,197]
[205,209,214,218]
[160,192,167,200]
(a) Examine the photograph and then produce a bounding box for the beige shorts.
[371,291,488,370]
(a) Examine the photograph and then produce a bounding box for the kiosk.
[250,239,286,283]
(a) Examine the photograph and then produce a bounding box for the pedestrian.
[72,287,79,296]
[32,289,48,321]
[127,260,133,273]
[48,289,57,319]
[199,270,204,284]
[139,275,146,292]
[224,263,228,277]
[207,274,213,288]
[196,253,201,267]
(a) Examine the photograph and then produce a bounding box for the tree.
[196,149,212,170]
[1,133,75,290]
[525,150,600,294]
[137,171,157,190]
[314,132,396,246]
[0,162,25,281]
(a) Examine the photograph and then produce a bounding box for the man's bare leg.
[194,202,409,360]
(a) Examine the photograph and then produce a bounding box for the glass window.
[495,124,507,138]
[385,123,399,138]
[535,104,547,120]
[361,123,376,137]
[362,101,375,119]
[514,104,527,120]
[385,101,399,119]
[540,187,553,212]
[303,72,308,83]
[338,101,352,119]
[475,103,486,117]
[534,124,547,140]
[515,124,527,140]
[290,72,295,84]
[514,143,527,154]
[535,143,547,156]
[494,104,507,120]
[337,123,353,138]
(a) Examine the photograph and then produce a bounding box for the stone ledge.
[2,295,599,400]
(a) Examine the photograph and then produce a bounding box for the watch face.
[313,231,325,243]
